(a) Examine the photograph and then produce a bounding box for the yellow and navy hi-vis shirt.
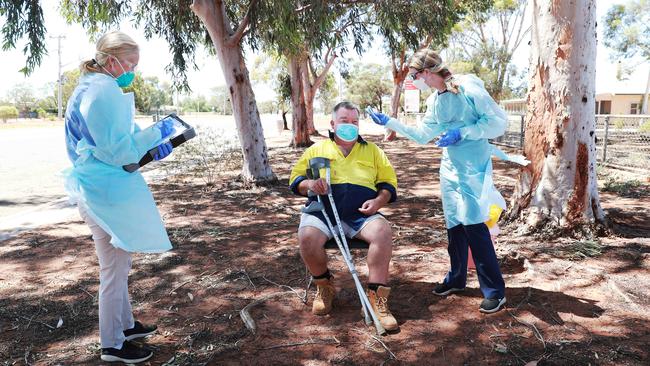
[289,135,398,231]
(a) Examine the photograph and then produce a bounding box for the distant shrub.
[36,108,48,119]
[602,177,648,198]
[640,120,650,133]
[0,106,18,123]
[612,118,625,130]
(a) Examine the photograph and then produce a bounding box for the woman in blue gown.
[369,49,528,314]
[64,31,174,363]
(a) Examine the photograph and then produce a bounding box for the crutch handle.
[305,163,330,197]
[301,201,325,213]
[308,157,330,170]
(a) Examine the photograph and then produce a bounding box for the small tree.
[345,62,392,112]
[317,73,339,115]
[55,69,80,114]
[209,86,233,115]
[603,0,650,113]
[447,0,530,101]
[0,106,19,123]
[6,83,36,114]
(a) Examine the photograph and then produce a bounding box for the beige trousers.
[79,206,134,349]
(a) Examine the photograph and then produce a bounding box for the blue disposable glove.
[366,107,390,126]
[153,142,173,161]
[436,128,462,147]
[157,119,175,139]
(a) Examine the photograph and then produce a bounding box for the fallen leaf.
[494,344,508,354]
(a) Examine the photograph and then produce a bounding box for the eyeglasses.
[121,59,138,71]
[408,69,423,80]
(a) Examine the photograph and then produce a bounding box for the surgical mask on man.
[335,123,359,142]
[413,78,430,91]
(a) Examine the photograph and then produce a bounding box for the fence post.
[602,116,610,163]
[519,114,525,150]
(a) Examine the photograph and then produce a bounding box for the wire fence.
[399,112,650,171]
[595,115,650,171]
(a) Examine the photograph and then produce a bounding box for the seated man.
[289,101,398,331]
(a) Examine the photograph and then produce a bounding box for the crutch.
[302,165,367,321]
[301,157,386,335]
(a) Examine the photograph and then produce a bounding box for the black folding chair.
[324,237,369,250]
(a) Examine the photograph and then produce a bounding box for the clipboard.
[122,113,197,173]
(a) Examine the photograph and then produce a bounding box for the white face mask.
[413,78,430,91]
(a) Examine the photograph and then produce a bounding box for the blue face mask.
[335,123,359,142]
[116,70,135,88]
[98,52,136,88]
[113,58,135,87]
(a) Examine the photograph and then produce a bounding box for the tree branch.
[311,50,337,93]
[227,0,257,46]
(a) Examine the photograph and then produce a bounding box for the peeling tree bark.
[191,0,275,183]
[509,0,605,233]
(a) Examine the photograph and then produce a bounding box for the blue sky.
[0,0,647,102]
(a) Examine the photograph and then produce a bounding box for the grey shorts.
[298,213,386,239]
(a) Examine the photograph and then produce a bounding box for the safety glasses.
[408,69,423,80]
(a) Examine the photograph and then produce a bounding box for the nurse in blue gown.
[368,49,529,314]
[64,31,174,363]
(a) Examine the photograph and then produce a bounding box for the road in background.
[0,114,288,241]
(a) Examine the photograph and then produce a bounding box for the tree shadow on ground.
[2,134,649,365]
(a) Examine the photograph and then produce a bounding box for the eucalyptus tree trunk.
[509,0,604,233]
[301,55,318,136]
[386,46,420,142]
[300,50,337,136]
[288,55,312,147]
[191,0,275,183]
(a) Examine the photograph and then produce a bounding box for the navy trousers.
[443,223,505,299]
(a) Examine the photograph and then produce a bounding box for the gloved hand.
[436,128,462,147]
[366,107,390,126]
[153,142,173,161]
[157,119,175,139]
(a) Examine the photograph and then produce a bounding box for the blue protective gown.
[64,72,172,253]
[386,74,526,229]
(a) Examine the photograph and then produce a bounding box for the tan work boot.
[312,278,335,315]
[366,286,399,331]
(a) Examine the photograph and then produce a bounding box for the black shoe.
[479,297,506,313]
[432,282,465,296]
[101,340,153,363]
[124,321,157,341]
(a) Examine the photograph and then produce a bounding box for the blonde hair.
[80,31,139,75]
[408,48,460,94]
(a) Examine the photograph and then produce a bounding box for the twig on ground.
[514,287,532,310]
[169,280,193,295]
[261,275,308,304]
[507,311,545,349]
[24,350,32,366]
[240,291,294,334]
[25,308,40,329]
[353,328,397,360]
[260,337,339,350]
[18,315,55,330]
[80,287,96,301]
[241,269,256,289]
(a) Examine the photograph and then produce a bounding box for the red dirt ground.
[1,133,649,365]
